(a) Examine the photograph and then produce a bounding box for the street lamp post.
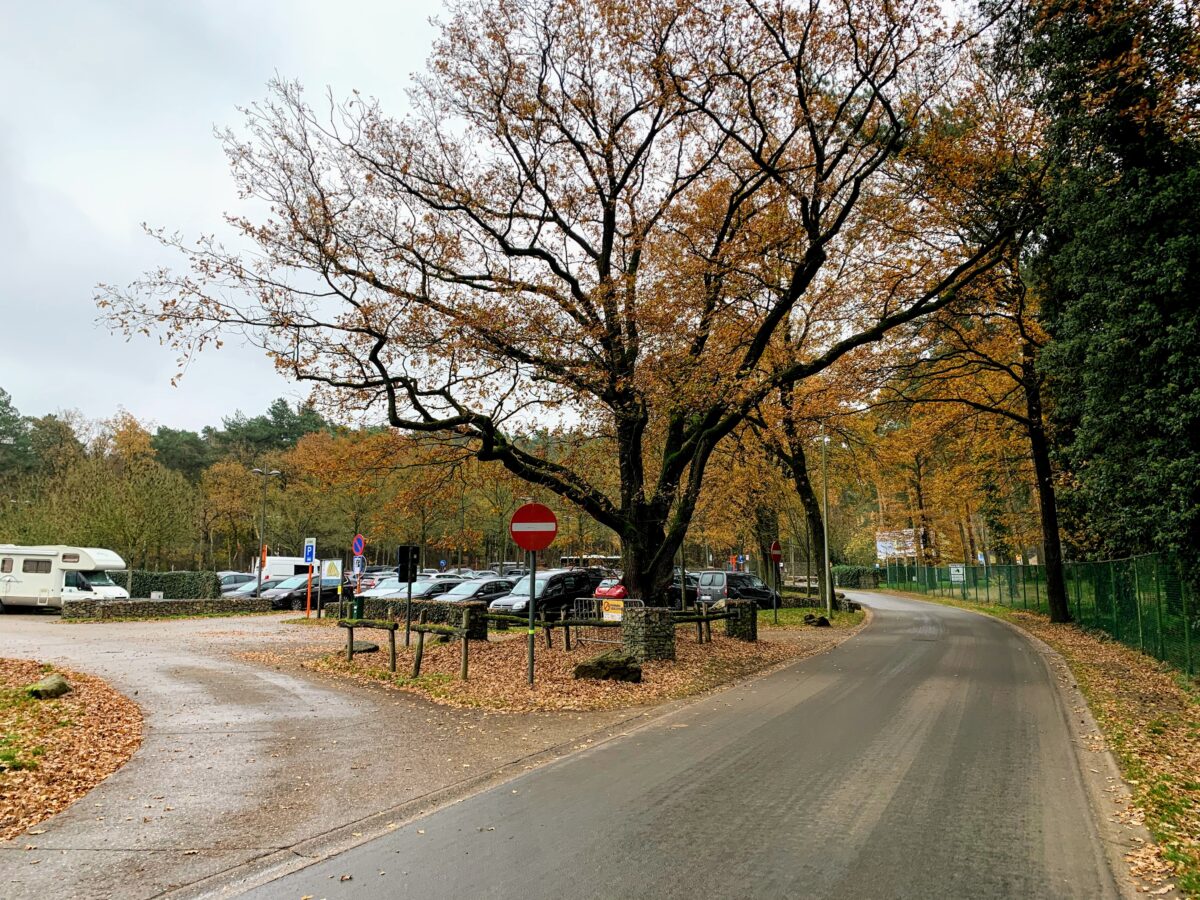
[251,468,282,598]
[821,425,832,617]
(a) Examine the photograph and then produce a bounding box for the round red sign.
[769,540,783,563]
[510,503,558,552]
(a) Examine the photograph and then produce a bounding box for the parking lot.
[0,611,649,900]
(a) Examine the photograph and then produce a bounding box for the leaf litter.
[0,657,142,842]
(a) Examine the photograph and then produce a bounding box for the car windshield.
[81,570,116,587]
[234,579,275,593]
[749,576,766,588]
[728,574,753,588]
[372,578,400,590]
[445,581,484,598]
[410,580,448,596]
[507,575,550,597]
[275,575,309,590]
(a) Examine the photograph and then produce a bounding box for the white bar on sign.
[511,523,556,532]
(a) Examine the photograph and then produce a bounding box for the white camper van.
[252,556,311,580]
[0,545,130,610]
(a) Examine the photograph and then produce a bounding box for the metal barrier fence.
[571,597,643,646]
[880,554,1198,676]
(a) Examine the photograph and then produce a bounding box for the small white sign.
[150,591,164,600]
[949,564,966,585]
[352,555,365,574]
[322,559,343,580]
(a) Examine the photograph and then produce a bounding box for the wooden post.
[346,625,354,663]
[460,609,470,681]
[562,608,571,652]
[696,620,703,643]
[705,617,712,643]
[388,626,397,674]
[412,612,427,678]
[544,612,552,649]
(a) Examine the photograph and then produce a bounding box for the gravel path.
[0,612,641,899]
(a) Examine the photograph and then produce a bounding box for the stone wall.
[724,600,757,642]
[62,597,273,620]
[622,606,676,662]
[336,598,488,641]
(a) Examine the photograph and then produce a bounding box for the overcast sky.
[0,0,442,431]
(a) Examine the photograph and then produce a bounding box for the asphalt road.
[247,592,1125,900]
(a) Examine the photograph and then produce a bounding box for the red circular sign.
[510,503,558,552]
[769,540,783,563]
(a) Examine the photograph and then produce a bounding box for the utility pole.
[251,468,282,598]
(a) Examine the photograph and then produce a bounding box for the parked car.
[594,578,627,599]
[432,571,465,581]
[225,577,285,597]
[441,577,515,605]
[501,566,529,578]
[419,568,441,577]
[360,577,403,598]
[218,571,255,592]
[373,578,463,600]
[353,566,396,591]
[488,568,597,616]
[471,569,499,577]
[658,572,699,609]
[261,575,344,610]
[694,570,780,609]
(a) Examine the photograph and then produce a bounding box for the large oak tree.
[100,0,1022,599]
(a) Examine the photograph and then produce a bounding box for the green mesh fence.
[879,554,1197,676]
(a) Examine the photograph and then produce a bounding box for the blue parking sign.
[303,537,316,564]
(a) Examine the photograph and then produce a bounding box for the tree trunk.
[784,441,829,609]
[1024,362,1070,622]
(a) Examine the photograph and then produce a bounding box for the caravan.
[0,545,130,610]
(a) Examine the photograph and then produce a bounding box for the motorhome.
[251,556,312,580]
[0,545,130,610]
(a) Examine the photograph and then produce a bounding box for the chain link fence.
[880,554,1197,676]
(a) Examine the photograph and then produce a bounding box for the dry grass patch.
[299,619,863,713]
[0,658,142,842]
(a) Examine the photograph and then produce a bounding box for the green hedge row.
[129,570,222,600]
[832,565,880,588]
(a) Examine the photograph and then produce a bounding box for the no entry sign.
[770,540,783,563]
[510,503,558,551]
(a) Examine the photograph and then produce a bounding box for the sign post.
[303,538,316,618]
[321,559,342,618]
[351,533,366,617]
[769,540,783,625]
[510,503,558,687]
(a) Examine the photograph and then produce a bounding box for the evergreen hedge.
[129,570,222,600]
[831,565,879,588]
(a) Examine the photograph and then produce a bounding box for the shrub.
[129,570,222,600]
[831,565,879,589]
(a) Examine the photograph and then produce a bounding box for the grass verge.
[758,607,865,629]
[886,590,1196,896]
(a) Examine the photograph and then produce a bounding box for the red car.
[594,578,627,599]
